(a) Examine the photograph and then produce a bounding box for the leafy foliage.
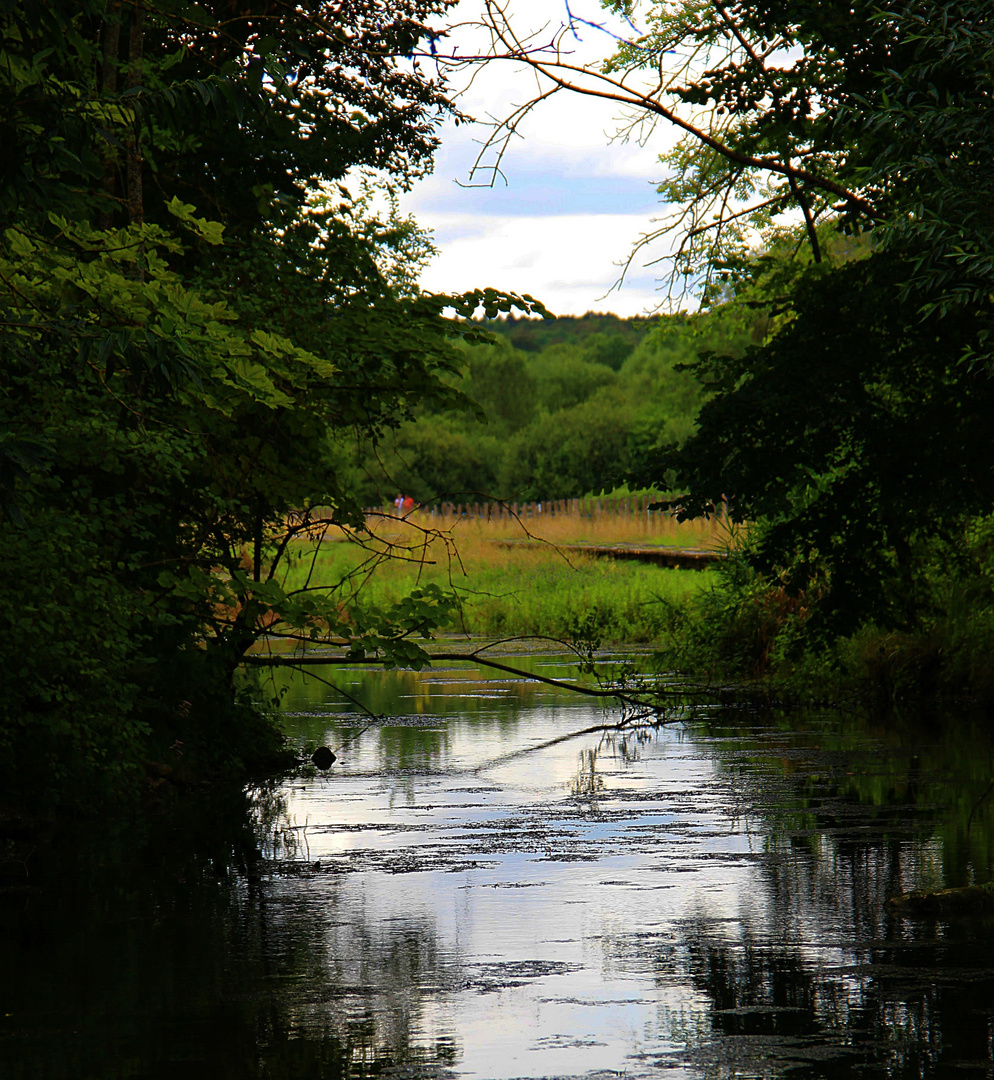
[597,0,994,643]
[356,314,722,503]
[0,0,549,810]
[487,312,653,366]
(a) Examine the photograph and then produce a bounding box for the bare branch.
[423,0,875,302]
[243,647,702,708]
[430,0,872,217]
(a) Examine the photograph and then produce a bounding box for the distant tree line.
[355,312,746,505]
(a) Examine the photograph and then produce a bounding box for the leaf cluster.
[0,0,548,810]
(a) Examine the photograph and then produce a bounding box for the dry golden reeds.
[364,500,728,555]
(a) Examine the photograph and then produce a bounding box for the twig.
[243,647,708,706]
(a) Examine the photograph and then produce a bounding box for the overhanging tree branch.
[243,647,709,708]
[429,0,876,220]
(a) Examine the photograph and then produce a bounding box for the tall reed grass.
[369,504,728,549]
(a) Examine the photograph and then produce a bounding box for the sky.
[399,0,685,318]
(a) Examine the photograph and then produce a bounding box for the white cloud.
[416,213,675,317]
[401,0,691,315]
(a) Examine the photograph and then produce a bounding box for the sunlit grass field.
[278,510,724,644]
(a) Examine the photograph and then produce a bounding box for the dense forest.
[356,312,733,504]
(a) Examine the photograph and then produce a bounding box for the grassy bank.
[279,511,720,645]
[648,517,994,707]
[270,509,994,709]
[366,502,729,549]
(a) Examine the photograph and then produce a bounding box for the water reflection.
[671,874,994,1077]
[569,748,606,798]
[655,710,994,1078]
[4,662,994,1079]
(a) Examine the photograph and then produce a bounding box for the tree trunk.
[126,0,144,231]
[99,2,122,227]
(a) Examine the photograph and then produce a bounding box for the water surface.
[4,655,994,1079]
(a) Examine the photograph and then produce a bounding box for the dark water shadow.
[0,787,458,1080]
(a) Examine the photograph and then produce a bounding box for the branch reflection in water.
[3,654,994,1078]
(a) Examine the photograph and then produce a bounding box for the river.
[3,652,994,1078]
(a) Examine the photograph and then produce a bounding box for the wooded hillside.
[355,312,748,504]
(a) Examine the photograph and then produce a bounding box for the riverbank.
[274,512,994,708]
[645,533,994,709]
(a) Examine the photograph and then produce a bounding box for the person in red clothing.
[401,494,415,513]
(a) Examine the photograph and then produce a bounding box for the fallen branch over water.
[242,648,709,711]
[467,717,677,776]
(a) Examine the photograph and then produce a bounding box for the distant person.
[394,494,404,511]
[402,495,415,513]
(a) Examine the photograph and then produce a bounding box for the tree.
[644,250,994,632]
[433,0,994,633]
[0,0,546,807]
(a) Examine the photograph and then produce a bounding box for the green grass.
[279,526,713,645]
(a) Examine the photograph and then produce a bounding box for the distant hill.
[483,312,655,367]
[355,307,722,505]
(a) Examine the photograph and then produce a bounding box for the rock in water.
[311,746,337,770]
